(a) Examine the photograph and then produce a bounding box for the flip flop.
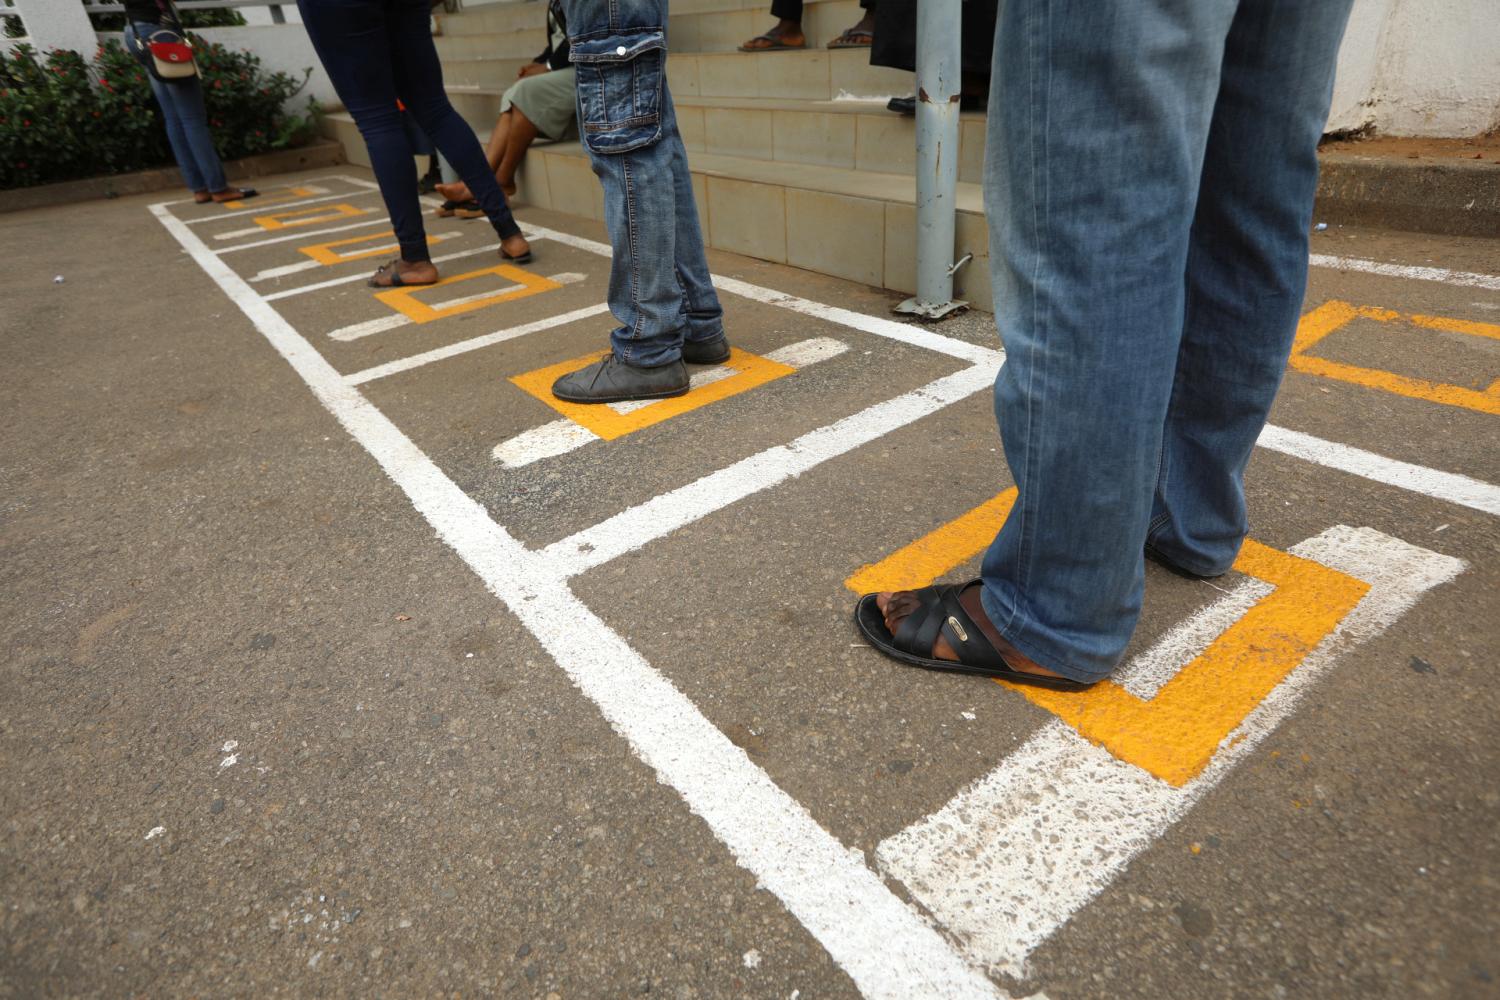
[827,28,874,49]
[210,187,258,203]
[500,247,533,265]
[738,33,805,52]
[853,581,1093,690]
[367,257,437,288]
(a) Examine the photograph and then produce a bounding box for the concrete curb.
[1314,152,1500,238]
[0,140,346,215]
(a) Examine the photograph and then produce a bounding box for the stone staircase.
[323,0,994,310]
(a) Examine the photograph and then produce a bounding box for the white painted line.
[251,259,322,281]
[606,338,849,416]
[158,176,344,208]
[1117,579,1274,700]
[329,314,410,342]
[521,224,1003,367]
[251,232,463,282]
[326,271,574,341]
[539,362,997,574]
[876,525,1464,978]
[194,187,375,225]
[493,338,853,466]
[153,198,1011,1000]
[494,420,603,466]
[346,304,612,385]
[1310,254,1500,292]
[263,239,552,301]
[215,217,391,254]
[1257,425,1500,516]
[609,367,735,415]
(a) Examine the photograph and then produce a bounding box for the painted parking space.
[145,169,1499,999]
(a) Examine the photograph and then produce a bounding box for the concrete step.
[512,140,993,310]
[322,93,992,308]
[435,30,543,62]
[438,0,864,53]
[442,57,537,89]
[442,88,985,184]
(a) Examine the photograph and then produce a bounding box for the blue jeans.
[562,0,725,367]
[297,0,520,260]
[979,0,1354,683]
[128,23,227,193]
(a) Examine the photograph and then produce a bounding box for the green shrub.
[0,39,318,190]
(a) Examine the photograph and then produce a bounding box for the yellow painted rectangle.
[253,203,368,231]
[1010,540,1367,786]
[511,348,797,440]
[1291,300,1500,414]
[843,493,1370,787]
[374,264,561,323]
[299,229,446,266]
[221,185,316,210]
[844,488,1017,595]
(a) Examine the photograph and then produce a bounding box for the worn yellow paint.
[844,489,1018,595]
[511,348,796,441]
[252,203,367,231]
[374,264,561,324]
[1291,300,1500,415]
[845,486,1370,786]
[1008,540,1368,787]
[298,229,443,266]
[221,185,316,210]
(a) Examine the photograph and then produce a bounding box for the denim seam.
[621,155,644,359]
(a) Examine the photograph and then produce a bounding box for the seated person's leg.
[740,0,805,50]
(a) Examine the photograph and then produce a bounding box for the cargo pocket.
[569,27,666,155]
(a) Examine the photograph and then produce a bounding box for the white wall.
[187,24,336,108]
[1329,0,1500,137]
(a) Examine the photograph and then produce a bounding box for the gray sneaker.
[552,354,690,404]
[681,334,731,365]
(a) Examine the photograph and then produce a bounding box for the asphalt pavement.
[2,169,1497,999]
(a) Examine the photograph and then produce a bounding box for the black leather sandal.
[853,581,1093,690]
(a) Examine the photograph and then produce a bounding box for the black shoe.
[552,355,689,404]
[888,96,915,116]
[681,334,731,365]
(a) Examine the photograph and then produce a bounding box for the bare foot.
[741,19,805,50]
[500,233,531,260]
[435,180,473,203]
[501,180,518,200]
[368,256,438,287]
[875,584,1067,678]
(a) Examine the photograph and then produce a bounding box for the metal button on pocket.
[616,46,627,55]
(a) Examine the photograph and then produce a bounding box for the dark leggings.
[297,0,519,260]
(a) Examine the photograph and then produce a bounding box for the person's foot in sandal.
[853,581,1092,690]
[208,187,258,203]
[827,12,874,48]
[435,180,473,204]
[368,256,438,288]
[740,19,805,51]
[499,232,533,264]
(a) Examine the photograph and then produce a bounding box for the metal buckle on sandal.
[947,616,969,643]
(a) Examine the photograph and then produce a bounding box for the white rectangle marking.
[153,198,1010,1000]
[1310,254,1500,291]
[346,304,612,386]
[876,525,1464,978]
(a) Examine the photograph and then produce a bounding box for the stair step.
[443,88,986,184]
[322,110,992,309]
[514,142,993,310]
[438,0,863,53]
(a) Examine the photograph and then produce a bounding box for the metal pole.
[896,0,967,320]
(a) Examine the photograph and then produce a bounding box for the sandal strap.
[936,583,1011,673]
[891,585,947,656]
